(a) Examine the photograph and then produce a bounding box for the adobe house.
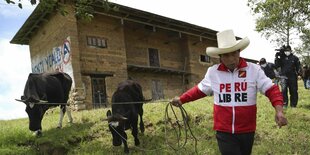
[11,2,226,110]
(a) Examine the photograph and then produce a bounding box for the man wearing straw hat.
[170,29,287,155]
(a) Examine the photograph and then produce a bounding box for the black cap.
[259,58,266,64]
[284,45,291,51]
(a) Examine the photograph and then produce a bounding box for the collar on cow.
[217,57,248,72]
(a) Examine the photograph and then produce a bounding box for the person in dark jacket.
[301,65,309,89]
[274,45,301,108]
[259,58,276,80]
[303,65,310,89]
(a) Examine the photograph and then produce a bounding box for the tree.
[296,29,310,65]
[247,0,310,48]
[5,0,53,9]
[4,0,117,21]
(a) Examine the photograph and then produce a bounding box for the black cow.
[18,71,73,136]
[106,79,145,153]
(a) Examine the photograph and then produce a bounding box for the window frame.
[199,54,211,63]
[86,36,108,48]
[148,48,160,67]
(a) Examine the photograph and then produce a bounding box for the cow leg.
[121,131,129,154]
[139,114,144,133]
[132,127,140,146]
[132,117,140,146]
[66,105,73,123]
[138,104,145,133]
[57,105,65,128]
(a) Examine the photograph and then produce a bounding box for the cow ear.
[102,110,112,121]
[106,110,112,117]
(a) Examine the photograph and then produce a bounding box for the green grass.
[1,81,310,155]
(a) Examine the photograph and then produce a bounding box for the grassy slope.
[1,81,310,155]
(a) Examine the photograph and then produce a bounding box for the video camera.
[275,45,286,60]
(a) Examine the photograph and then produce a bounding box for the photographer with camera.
[274,45,301,108]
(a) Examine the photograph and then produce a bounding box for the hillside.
[1,82,310,155]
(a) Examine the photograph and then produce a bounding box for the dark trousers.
[302,78,307,89]
[216,131,255,155]
[281,76,298,107]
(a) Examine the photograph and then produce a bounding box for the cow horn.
[115,114,128,120]
[39,100,48,103]
[102,116,112,121]
[15,99,26,103]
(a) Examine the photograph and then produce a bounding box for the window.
[148,48,160,67]
[200,55,210,63]
[87,36,107,48]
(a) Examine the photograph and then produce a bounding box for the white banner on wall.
[32,36,75,87]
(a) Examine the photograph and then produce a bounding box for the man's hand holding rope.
[170,96,182,107]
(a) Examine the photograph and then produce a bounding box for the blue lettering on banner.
[31,39,71,73]
[32,60,45,73]
[32,46,64,73]
[54,47,62,64]
[63,40,71,64]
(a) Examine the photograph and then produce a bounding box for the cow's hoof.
[140,127,145,133]
[134,139,140,146]
[57,126,62,129]
[124,148,129,154]
[34,130,42,137]
[113,141,122,146]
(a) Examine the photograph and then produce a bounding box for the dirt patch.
[145,122,153,128]
[194,115,203,124]
[37,142,68,155]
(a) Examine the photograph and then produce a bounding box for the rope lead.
[164,102,198,154]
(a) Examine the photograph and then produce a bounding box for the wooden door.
[91,77,107,108]
[151,80,164,100]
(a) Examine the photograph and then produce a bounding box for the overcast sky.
[0,3,34,120]
[0,0,279,120]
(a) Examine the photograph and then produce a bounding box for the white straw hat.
[206,29,250,58]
